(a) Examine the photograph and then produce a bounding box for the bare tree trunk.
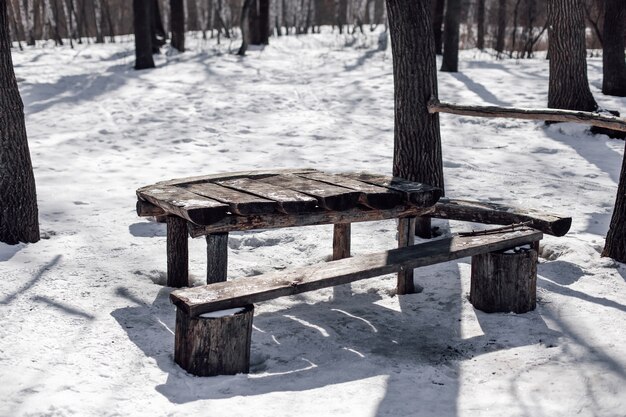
[495,0,506,54]
[237,0,253,55]
[509,0,521,57]
[386,0,444,192]
[601,0,626,97]
[94,0,104,42]
[441,0,460,72]
[134,0,155,69]
[0,1,40,244]
[476,0,484,49]
[603,148,626,262]
[22,0,35,45]
[432,0,444,55]
[547,0,597,111]
[170,0,185,51]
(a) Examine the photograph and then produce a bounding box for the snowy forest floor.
[1,29,626,417]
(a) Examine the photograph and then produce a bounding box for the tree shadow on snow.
[112,260,560,416]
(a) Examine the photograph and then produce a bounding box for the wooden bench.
[170,227,543,376]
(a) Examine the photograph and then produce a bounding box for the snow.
[2,30,626,417]
[200,307,246,318]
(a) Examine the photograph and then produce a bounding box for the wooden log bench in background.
[170,227,542,377]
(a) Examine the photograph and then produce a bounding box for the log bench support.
[470,247,538,313]
[175,305,254,376]
[332,223,351,260]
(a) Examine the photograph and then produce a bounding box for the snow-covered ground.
[2,30,626,417]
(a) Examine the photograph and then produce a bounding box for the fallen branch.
[428,98,626,133]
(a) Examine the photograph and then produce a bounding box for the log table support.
[167,216,189,288]
[207,233,228,284]
[470,247,538,313]
[397,217,421,295]
[174,305,254,376]
[332,223,351,260]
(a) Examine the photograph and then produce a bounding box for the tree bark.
[237,0,252,55]
[601,0,626,97]
[603,148,626,262]
[440,0,459,72]
[432,0,445,55]
[387,0,444,192]
[248,0,269,45]
[133,0,155,69]
[495,0,506,54]
[0,1,40,245]
[170,0,185,52]
[476,0,484,50]
[547,0,597,111]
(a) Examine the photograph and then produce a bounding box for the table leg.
[332,223,351,260]
[397,216,418,295]
[167,216,189,288]
[207,232,228,284]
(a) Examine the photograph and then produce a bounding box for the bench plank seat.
[171,228,542,317]
[340,172,442,207]
[430,198,572,237]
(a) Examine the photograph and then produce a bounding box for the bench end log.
[470,247,538,314]
[175,304,254,377]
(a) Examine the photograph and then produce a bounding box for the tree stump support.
[174,305,254,376]
[207,232,228,284]
[167,216,189,288]
[397,216,421,294]
[470,246,538,313]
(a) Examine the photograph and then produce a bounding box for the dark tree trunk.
[248,0,269,45]
[495,0,506,54]
[151,0,166,51]
[476,0,485,50]
[547,0,597,111]
[440,0,460,72]
[238,0,253,55]
[170,0,185,52]
[601,0,626,97]
[133,0,155,69]
[336,0,347,34]
[510,0,521,58]
[603,149,626,262]
[386,0,444,192]
[0,1,40,245]
[432,0,445,55]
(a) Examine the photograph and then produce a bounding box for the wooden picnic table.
[136,168,442,292]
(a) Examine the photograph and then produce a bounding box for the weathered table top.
[136,169,442,232]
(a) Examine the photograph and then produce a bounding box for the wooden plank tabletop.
[136,169,442,225]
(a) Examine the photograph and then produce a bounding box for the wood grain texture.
[158,168,318,187]
[207,233,228,284]
[167,216,189,288]
[341,172,442,207]
[300,172,404,209]
[430,198,572,236]
[428,100,625,132]
[258,174,362,211]
[185,182,279,215]
[136,200,166,217]
[174,305,253,376]
[470,248,537,313]
[188,205,435,236]
[171,228,543,316]
[397,217,417,294]
[332,223,351,260]
[216,178,318,213]
[137,185,228,225]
